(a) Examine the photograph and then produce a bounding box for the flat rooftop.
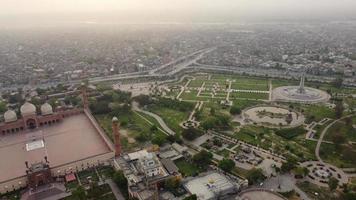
[184,172,237,200]
[0,114,112,183]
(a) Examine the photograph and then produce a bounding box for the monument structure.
[272,73,330,103]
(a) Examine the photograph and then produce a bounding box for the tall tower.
[81,82,89,109]
[298,73,306,94]
[112,117,121,156]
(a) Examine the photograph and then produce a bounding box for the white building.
[184,172,240,200]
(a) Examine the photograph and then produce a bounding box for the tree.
[183,194,197,200]
[246,168,266,185]
[167,133,182,144]
[113,170,128,189]
[192,150,213,168]
[152,134,166,146]
[210,107,216,116]
[328,177,339,191]
[281,156,298,173]
[218,159,235,173]
[335,101,344,119]
[332,77,343,88]
[72,186,86,200]
[182,128,202,141]
[90,101,111,115]
[150,125,158,133]
[342,192,356,200]
[345,117,353,127]
[201,117,216,132]
[87,183,102,199]
[332,133,346,150]
[230,106,242,115]
[133,94,152,106]
[293,167,309,178]
[165,177,181,191]
[213,138,223,147]
[0,101,6,114]
[113,171,129,198]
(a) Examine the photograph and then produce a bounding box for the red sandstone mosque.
[0,86,122,199]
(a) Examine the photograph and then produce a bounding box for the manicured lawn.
[174,159,202,177]
[230,92,269,100]
[96,110,167,150]
[147,106,189,133]
[180,90,199,100]
[299,104,335,123]
[232,99,261,109]
[231,83,268,91]
[188,79,205,87]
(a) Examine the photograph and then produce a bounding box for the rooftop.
[0,114,112,183]
[184,172,238,200]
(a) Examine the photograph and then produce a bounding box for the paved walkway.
[132,102,176,135]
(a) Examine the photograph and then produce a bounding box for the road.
[149,47,215,75]
[315,114,355,162]
[132,102,176,135]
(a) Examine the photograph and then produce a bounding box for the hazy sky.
[1,0,356,24]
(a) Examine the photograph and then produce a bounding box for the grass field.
[320,142,356,168]
[174,159,202,177]
[231,84,268,91]
[297,181,339,200]
[96,111,166,150]
[324,119,356,142]
[147,106,190,133]
[230,92,269,100]
[179,90,199,100]
[188,79,205,87]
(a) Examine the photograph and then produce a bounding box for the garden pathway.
[132,102,176,135]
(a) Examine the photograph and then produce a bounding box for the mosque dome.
[20,102,37,116]
[4,110,17,123]
[40,103,53,115]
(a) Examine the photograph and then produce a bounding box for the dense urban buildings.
[1,1,356,200]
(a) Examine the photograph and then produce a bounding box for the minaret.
[112,117,121,156]
[81,82,89,109]
[298,73,306,94]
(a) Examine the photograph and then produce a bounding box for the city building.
[183,172,241,200]
[115,149,179,200]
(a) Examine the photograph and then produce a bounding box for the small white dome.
[41,103,53,115]
[20,102,37,116]
[4,110,17,123]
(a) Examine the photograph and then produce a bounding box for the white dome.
[4,110,17,123]
[41,103,53,115]
[20,102,37,116]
